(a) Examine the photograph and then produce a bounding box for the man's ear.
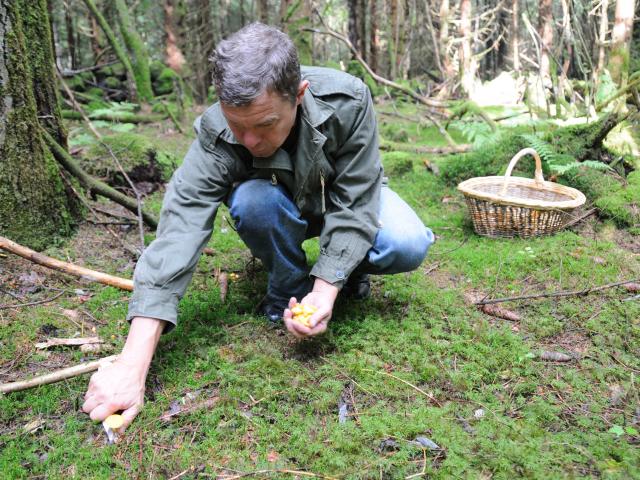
[296,80,310,106]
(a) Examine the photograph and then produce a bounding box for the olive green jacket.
[127,66,383,332]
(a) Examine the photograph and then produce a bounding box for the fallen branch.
[379,139,471,154]
[35,336,104,350]
[563,208,598,229]
[0,291,65,310]
[475,278,640,305]
[0,355,117,394]
[0,235,133,291]
[42,128,158,229]
[61,110,166,123]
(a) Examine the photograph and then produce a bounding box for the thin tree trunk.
[389,0,399,78]
[257,0,268,23]
[81,0,138,99]
[511,0,520,72]
[370,0,379,72]
[164,0,186,72]
[0,0,79,250]
[348,0,361,57]
[596,0,610,77]
[114,0,153,102]
[64,0,77,69]
[608,0,636,87]
[538,0,553,78]
[459,0,475,96]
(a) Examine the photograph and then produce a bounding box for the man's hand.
[81,316,165,430]
[82,359,145,428]
[284,277,338,338]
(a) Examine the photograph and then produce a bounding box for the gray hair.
[210,23,301,106]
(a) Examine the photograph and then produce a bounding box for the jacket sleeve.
[310,83,383,288]
[126,134,233,333]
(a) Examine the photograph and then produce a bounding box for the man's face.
[221,81,309,158]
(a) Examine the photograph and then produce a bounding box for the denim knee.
[229,180,292,234]
[370,225,434,273]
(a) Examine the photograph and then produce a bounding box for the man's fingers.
[121,403,142,429]
[288,297,298,308]
[82,395,100,414]
[89,403,117,422]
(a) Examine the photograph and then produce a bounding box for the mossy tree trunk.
[114,0,153,102]
[0,0,80,250]
[608,0,636,88]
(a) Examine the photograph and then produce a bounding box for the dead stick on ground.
[0,355,118,394]
[0,291,65,310]
[0,235,133,291]
[475,278,640,305]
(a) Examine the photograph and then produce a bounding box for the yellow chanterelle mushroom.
[290,303,318,327]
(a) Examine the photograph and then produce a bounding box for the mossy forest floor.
[1,101,639,479]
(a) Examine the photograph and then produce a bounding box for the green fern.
[458,122,495,148]
[520,133,610,175]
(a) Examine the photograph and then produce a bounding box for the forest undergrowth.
[1,102,639,479]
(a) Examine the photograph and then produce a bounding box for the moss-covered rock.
[103,76,123,90]
[87,87,105,98]
[149,60,166,81]
[153,67,180,95]
[66,75,86,92]
[83,133,178,189]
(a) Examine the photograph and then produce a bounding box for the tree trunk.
[437,0,455,97]
[459,0,476,96]
[63,0,77,70]
[114,0,153,102]
[510,0,520,72]
[0,0,79,250]
[596,0,610,78]
[82,0,138,99]
[164,0,186,72]
[608,0,636,87]
[538,0,553,78]
[348,0,361,57]
[257,0,269,23]
[368,0,379,73]
[389,0,399,78]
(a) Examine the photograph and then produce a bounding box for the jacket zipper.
[320,170,326,214]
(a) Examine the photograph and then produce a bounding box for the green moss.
[86,87,105,98]
[152,67,180,95]
[439,132,531,185]
[103,76,123,89]
[595,171,640,228]
[83,132,178,185]
[65,75,86,92]
[381,151,415,177]
[559,166,622,200]
[149,60,165,80]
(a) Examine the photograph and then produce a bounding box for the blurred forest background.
[0,0,638,246]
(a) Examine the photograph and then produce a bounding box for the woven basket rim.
[457,176,586,210]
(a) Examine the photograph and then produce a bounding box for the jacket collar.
[200,87,335,147]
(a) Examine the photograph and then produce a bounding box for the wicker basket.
[457,148,586,238]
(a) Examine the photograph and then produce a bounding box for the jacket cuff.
[310,253,352,289]
[127,288,179,334]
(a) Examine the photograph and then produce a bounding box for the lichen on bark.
[0,0,80,250]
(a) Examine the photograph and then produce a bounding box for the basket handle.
[499,148,545,196]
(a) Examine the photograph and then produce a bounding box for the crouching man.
[82,22,434,427]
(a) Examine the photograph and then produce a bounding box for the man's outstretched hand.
[284,277,338,338]
[81,316,165,430]
[82,359,145,429]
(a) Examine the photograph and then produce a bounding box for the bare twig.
[0,291,65,310]
[57,69,102,139]
[0,235,133,291]
[35,336,104,349]
[0,355,118,394]
[475,278,640,305]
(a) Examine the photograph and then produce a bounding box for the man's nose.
[242,131,261,149]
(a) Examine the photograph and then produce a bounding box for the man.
[82,23,433,428]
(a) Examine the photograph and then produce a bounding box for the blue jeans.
[229,179,434,305]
